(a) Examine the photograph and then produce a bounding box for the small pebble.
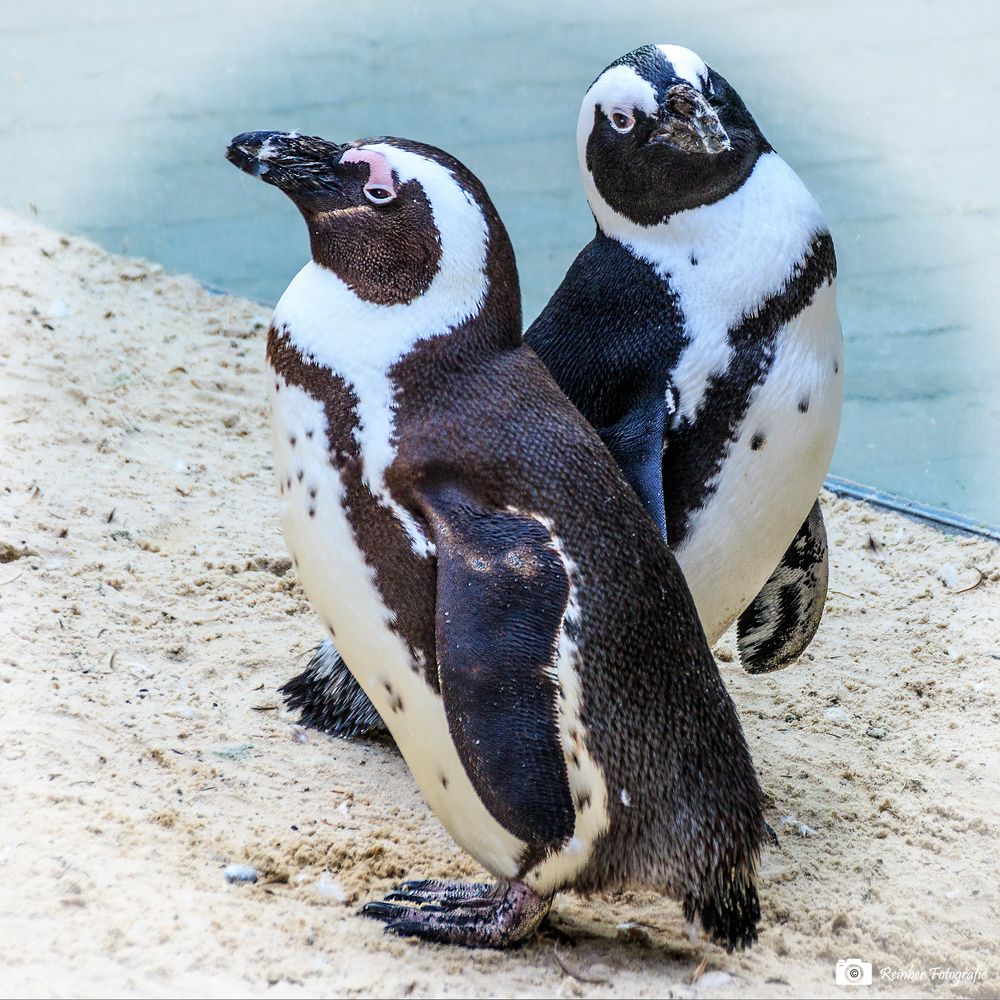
[616,922,653,947]
[825,706,851,725]
[696,971,734,989]
[224,863,258,884]
[44,299,70,319]
[315,872,347,902]
[782,814,817,837]
[866,726,887,740]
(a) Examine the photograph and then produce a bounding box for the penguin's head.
[578,44,770,230]
[227,131,518,322]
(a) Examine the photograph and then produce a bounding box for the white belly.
[271,373,611,893]
[270,373,526,877]
[674,280,843,643]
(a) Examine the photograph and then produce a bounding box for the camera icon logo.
[836,959,873,986]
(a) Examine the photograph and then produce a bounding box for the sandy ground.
[1,211,998,999]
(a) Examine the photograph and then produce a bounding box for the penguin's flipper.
[420,486,576,849]
[280,640,389,739]
[600,393,668,539]
[737,499,829,673]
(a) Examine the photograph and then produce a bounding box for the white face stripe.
[271,144,489,556]
[576,65,657,170]
[656,44,709,89]
[576,46,711,176]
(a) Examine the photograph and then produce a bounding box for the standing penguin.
[286,44,843,739]
[527,44,843,674]
[226,130,767,948]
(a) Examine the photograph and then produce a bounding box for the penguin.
[226,130,767,948]
[285,44,843,739]
[526,43,843,673]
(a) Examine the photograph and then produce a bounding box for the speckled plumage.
[529,43,843,669]
[227,130,768,949]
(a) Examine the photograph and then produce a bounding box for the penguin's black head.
[226,131,518,315]
[579,45,771,228]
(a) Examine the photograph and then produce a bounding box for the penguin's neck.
[595,152,828,321]
[589,152,834,432]
[272,257,493,380]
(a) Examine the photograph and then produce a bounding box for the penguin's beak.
[226,131,349,193]
[650,84,731,155]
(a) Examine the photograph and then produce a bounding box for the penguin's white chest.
[604,152,843,642]
[269,370,610,895]
[268,371,526,877]
[674,280,843,641]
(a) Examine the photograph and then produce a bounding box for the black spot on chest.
[662,231,837,545]
[529,229,837,550]
[267,325,438,687]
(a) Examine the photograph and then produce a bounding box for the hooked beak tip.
[226,131,283,177]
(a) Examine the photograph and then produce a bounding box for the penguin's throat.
[308,227,441,308]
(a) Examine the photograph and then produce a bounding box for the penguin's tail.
[683,868,761,952]
[280,639,388,739]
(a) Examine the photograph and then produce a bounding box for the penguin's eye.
[610,110,635,133]
[364,185,396,205]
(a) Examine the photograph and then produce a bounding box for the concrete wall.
[3,0,998,522]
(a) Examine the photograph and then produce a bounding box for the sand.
[1,210,998,999]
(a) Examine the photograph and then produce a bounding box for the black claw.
[361,900,411,922]
[398,879,436,893]
[383,890,427,904]
[384,918,439,940]
[392,879,493,902]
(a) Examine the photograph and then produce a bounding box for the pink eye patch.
[342,148,397,200]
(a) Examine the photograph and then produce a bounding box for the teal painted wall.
[3,1,998,522]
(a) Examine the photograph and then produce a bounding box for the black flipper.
[419,485,576,850]
[280,640,388,738]
[599,392,668,540]
[737,499,829,674]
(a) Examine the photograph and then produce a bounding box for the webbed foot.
[362,879,550,948]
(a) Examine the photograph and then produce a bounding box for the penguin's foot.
[279,639,390,740]
[361,879,551,948]
[383,878,494,905]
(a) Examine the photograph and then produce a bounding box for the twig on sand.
[950,568,984,594]
[552,946,610,986]
[690,955,709,985]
